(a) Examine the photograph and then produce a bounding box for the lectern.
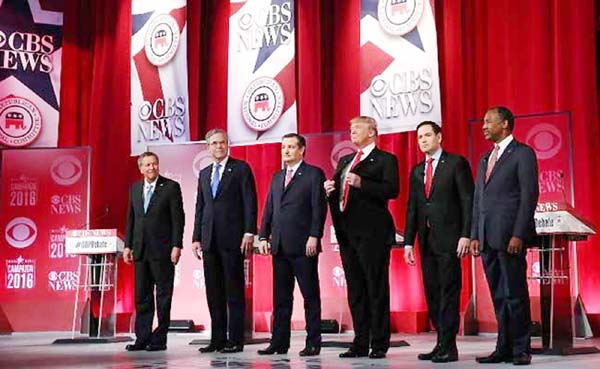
[531,202,598,355]
[53,229,132,344]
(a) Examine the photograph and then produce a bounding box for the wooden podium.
[531,202,598,355]
[53,229,132,344]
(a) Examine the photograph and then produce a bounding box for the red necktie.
[284,168,293,187]
[425,157,434,198]
[342,150,363,211]
[485,144,500,182]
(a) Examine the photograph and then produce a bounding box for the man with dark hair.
[192,129,258,354]
[324,116,399,359]
[404,121,474,362]
[471,106,539,366]
[124,151,185,352]
[258,133,327,357]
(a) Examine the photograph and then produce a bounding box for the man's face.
[281,137,304,166]
[483,110,508,142]
[417,124,442,156]
[139,155,159,182]
[208,132,229,161]
[350,122,374,147]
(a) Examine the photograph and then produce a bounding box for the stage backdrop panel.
[0,0,63,148]
[0,147,90,331]
[130,0,190,156]
[468,112,574,332]
[359,0,441,133]
[227,0,297,145]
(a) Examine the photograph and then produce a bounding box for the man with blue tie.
[192,129,258,354]
[124,152,185,351]
[471,107,539,366]
[257,133,327,357]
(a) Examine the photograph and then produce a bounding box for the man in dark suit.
[324,116,399,359]
[124,151,185,352]
[257,133,327,357]
[471,106,539,366]
[404,121,474,362]
[192,129,257,354]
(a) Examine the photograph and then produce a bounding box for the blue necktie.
[211,163,221,198]
[143,185,153,213]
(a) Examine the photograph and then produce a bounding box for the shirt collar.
[426,148,443,162]
[214,155,229,169]
[358,142,376,157]
[285,160,303,173]
[144,177,158,188]
[495,134,514,156]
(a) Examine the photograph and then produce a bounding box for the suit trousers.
[339,230,391,352]
[420,229,462,348]
[134,256,175,346]
[203,248,246,346]
[271,252,321,348]
[481,246,531,355]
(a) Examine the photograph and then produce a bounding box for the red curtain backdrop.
[57,0,600,330]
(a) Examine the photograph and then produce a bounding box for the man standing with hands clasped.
[192,129,258,354]
[257,133,327,357]
[471,107,539,366]
[404,121,474,362]
[124,151,185,352]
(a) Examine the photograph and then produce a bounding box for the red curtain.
[57,0,600,327]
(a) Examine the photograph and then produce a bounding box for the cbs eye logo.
[330,140,357,169]
[192,150,213,178]
[5,217,37,249]
[50,155,83,186]
[525,123,563,160]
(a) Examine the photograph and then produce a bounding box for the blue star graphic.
[0,0,63,110]
[361,0,424,51]
[253,0,295,73]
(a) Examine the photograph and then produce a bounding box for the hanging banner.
[130,0,190,156]
[0,0,63,148]
[227,0,297,145]
[360,0,441,133]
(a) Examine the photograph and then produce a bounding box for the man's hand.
[345,173,362,188]
[404,247,416,266]
[191,241,202,260]
[240,234,254,257]
[258,240,271,255]
[123,248,133,264]
[457,237,470,258]
[324,180,336,197]
[470,240,481,257]
[171,247,181,265]
[507,236,523,255]
[305,236,318,257]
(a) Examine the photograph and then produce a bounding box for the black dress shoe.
[125,343,146,351]
[220,344,243,353]
[199,343,225,353]
[476,351,512,363]
[418,344,441,360]
[299,346,320,356]
[512,353,531,366]
[369,349,386,359]
[431,346,458,363]
[145,344,167,351]
[339,347,369,358]
[257,345,288,355]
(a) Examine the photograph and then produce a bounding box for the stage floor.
[1,332,600,369]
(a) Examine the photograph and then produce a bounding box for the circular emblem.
[5,217,37,249]
[192,149,213,178]
[144,14,180,66]
[330,140,357,169]
[0,96,42,147]
[241,77,285,132]
[377,0,424,36]
[50,155,83,186]
[48,271,58,281]
[525,123,562,160]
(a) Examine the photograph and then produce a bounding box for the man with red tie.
[324,116,399,359]
[471,107,539,366]
[404,121,474,362]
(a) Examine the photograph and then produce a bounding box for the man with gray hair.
[192,129,258,353]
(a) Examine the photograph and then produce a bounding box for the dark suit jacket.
[125,175,185,261]
[328,147,399,246]
[471,140,539,250]
[192,157,257,251]
[260,161,327,257]
[404,151,474,254]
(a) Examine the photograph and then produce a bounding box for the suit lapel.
[429,151,448,198]
[145,176,165,214]
[486,140,517,185]
[215,159,235,198]
[352,147,378,172]
[283,161,305,195]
